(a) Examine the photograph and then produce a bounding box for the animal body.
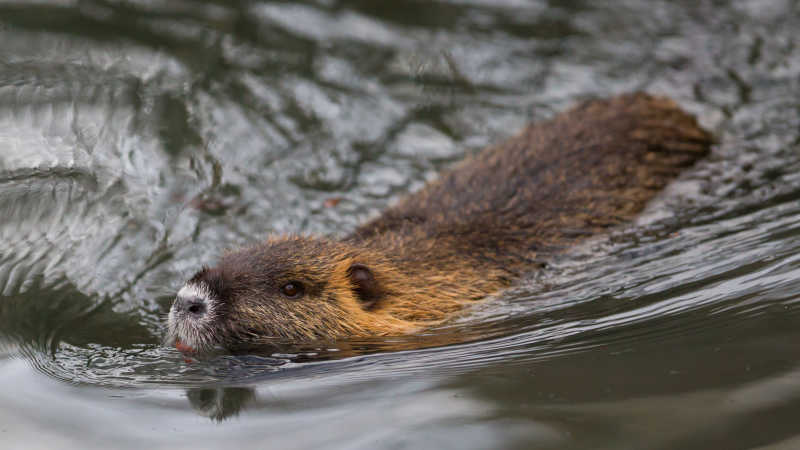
[166,93,711,353]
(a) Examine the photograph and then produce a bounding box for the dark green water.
[1,0,800,448]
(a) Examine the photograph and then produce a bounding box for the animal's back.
[353,93,711,261]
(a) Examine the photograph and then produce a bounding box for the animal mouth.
[166,282,224,354]
[166,316,231,355]
[165,312,220,354]
[174,338,197,353]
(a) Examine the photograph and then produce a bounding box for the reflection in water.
[186,387,256,422]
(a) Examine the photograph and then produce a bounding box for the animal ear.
[347,263,382,309]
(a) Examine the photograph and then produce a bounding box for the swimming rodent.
[166,93,712,353]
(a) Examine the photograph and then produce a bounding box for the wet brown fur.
[181,93,712,348]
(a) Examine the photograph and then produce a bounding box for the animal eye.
[281,282,304,298]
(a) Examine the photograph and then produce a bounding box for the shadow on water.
[0,281,154,351]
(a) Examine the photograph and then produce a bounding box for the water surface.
[1,0,800,448]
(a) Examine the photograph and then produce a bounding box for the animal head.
[166,236,417,352]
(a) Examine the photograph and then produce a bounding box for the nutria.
[166,93,712,353]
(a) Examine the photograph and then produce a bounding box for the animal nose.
[174,296,207,317]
